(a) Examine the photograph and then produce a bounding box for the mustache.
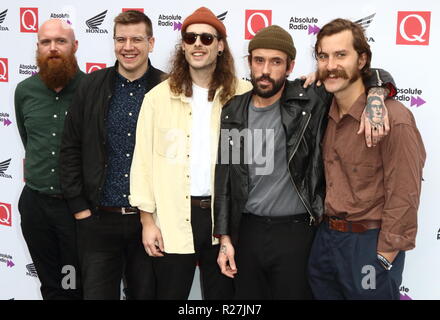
[318,69,349,82]
[256,75,275,85]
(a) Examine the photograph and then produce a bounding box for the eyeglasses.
[113,36,150,45]
[182,32,219,46]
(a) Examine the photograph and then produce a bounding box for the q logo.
[396,11,430,45]
[245,10,272,40]
[0,58,8,82]
[86,63,106,73]
[0,202,12,227]
[20,8,38,33]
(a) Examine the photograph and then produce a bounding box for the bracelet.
[377,253,393,270]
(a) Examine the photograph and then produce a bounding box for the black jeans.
[76,210,155,300]
[234,213,315,299]
[308,221,405,300]
[153,204,234,300]
[18,185,81,300]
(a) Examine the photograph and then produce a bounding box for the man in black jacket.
[214,25,395,299]
[60,10,165,300]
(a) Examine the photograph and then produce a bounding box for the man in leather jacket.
[214,25,395,299]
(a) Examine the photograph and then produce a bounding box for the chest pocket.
[343,162,381,203]
[154,128,181,159]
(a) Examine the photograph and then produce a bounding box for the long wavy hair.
[167,38,237,105]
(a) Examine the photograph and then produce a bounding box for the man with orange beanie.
[129,7,252,299]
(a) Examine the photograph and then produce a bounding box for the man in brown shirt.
[308,19,426,300]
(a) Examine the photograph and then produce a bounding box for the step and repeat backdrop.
[0,0,438,300]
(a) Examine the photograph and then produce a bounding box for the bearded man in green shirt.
[14,19,84,300]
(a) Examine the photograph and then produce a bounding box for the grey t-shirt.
[244,99,307,217]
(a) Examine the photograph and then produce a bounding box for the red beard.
[36,48,78,90]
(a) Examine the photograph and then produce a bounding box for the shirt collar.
[328,93,366,123]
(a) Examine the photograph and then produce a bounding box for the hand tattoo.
[220,244,227,255]
[366,95,387,128]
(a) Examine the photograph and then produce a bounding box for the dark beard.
[251,73,286,99]
[37,48,78,90]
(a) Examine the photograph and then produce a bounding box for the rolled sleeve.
[378,123,426,252]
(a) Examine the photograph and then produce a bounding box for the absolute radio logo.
[86,63,106,73]
[0,253,14,268]
[289,16,319,35]
[396,11,431,45]
[245,10,272,40]
[158,13,183,31]
[20,8,38,33]
[400,285,412,300]
[0,112,12,127]
[0,9,9,31]
[0,57,8,82]
[0,202,12,227]
[85,10,108,34]
[396,87,426,108]
[50,12,72,25]
[0,158,12,179]
[19,63,38,76]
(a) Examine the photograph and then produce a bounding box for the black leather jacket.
[214,71,395,245]
[59,61,165,214]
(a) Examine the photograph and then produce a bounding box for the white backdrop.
[0,0,438,300]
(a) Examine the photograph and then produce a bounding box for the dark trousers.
[234,213,315,300]
[153,204,233,300]
[308,221,405,300]
[76,210,155,300]
[18,185,81,300]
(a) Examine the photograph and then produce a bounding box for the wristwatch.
[377,253,393,270]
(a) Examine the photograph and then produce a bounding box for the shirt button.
[53,114,58,118]
[125,174,128,178]
[129,112,132,116]
[126,154,130,157]
[123,194,127,198]
[302,111,306,116]
[130,93,133,96]
[186,218,189,222]
[52,133,56,136]
[51,151,55,155]
[186,175,190,178]
[128,133,131,136]
[50,186,54,190]
[51,169,55,172]
[122,84,125,87]
[55,97,59,100]
[138,84,141,88]
[299,93,304,97]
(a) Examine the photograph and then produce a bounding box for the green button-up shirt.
[14,71,84,194]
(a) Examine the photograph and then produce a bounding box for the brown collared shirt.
[323,94,426,252]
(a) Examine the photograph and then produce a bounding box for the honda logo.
[20,8,38,33]
[396,11,430,45]
[0,202,11,227]
[86,63,106,73]
[0,58,8,82]
[245,10,272,40]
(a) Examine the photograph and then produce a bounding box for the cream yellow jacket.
[129,79,252,254]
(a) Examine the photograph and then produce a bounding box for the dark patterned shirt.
[100,71,150,206]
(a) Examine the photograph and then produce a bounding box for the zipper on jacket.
[286,112,315,225]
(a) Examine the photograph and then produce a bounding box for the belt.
[243,212,310,224]
[324,215,381,233]
[191,196,211,209]
[97,206,139,215]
